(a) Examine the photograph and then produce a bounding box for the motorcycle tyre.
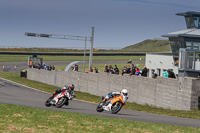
[65,100,69,106]
[56,97,67,108]
[45,97,54,107]
[111,102,122,114]
[96,102,104,112]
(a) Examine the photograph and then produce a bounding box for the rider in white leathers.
[102,89,128,111]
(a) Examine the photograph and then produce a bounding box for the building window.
[186,52,195,69]
[170,41,185,56]
[186,42,200,50]
[185,16,200,29]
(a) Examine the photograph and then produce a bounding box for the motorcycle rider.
[102,89,128,111]
[52,84,75,100]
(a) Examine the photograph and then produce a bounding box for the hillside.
[122,39,171,52]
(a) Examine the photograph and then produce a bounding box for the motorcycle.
[45,90,74,108]
[96,94,128,114]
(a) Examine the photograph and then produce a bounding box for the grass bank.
[1,71,200,120]
[0,104,199,133]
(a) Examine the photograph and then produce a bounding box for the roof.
[176,11,200,17]
[162,28,200,38]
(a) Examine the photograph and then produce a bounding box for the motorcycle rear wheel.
[56,97,67,108]
[111,102,122,114]
[96,102,104,112]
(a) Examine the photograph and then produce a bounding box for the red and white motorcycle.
[45,90,75,108]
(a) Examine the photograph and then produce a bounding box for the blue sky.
[0,0,200,49]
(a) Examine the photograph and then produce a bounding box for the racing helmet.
[121,89,128,96]
[69,84,75,91]
[63,86,67,90]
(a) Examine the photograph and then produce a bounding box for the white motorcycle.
[45,90,75,108]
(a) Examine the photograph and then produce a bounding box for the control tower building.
[146,11,200,78]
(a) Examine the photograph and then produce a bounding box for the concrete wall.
[27,68,200,110]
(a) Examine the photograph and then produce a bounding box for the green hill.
[122,39,171,52]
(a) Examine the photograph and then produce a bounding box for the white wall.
[145,54,178,77]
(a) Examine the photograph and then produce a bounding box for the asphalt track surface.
[0,78,200,128]
[0,61,144,73]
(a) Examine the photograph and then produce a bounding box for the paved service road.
[0,78,199,128]
[0,61,144,73]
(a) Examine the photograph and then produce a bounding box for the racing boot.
[102,98,107,105]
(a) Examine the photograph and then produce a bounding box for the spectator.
[109,65,113,70]
[52,65,55,70]
[162,70,168,78]
[29,59,33,68]
[110,68,115,74]
[46,66,49,70]
[141,66,148,77]
[114,65,119,74]
[44,64,47,70]
[94,67,99,73]
[48,65,52,71]
[135,68,141,76]
[131,64,135,70]
[71,66,74,71]
[104,64,109,73]
[130,64,136,75]
[122,66,127,76]
[129,68,133,76]
[168,69,176,78]
[134,67,137,74]
[37,64,41,70]
[41,63,44,69]
[126,65,131,74]
[151,69,158,79]
[75,64,78,71]
[109,65,114,74]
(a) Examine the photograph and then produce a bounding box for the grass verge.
[1,71,200,120]
[0,54,145,62]
[0,104,199,133]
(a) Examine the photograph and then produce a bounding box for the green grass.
[0,54,145,62]
[123,39,171,52]
[0,104,199,133]
[0,39,172,53]
[1,71,200,120]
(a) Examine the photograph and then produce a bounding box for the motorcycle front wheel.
[45,97,54,107]
[56,97,67,108]
[96,102,104,112]
[111,102,122,114]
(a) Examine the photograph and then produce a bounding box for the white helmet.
[63,86,67,90]
[121,89,128,96]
